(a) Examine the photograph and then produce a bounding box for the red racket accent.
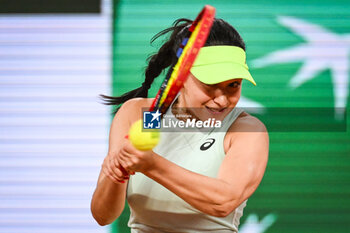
[149,5,215,114]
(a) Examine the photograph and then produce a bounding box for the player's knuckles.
[106,153,118,163]
[129,156,139,164]
[113,168,124,179]
[112,157,120,169]
[108,169,122,181]
[116,154,124,163]
[119,150,129,160]
[121,146,130,154]
[106,160,115,172]
[101,167,109,177]
[118,160,128,170]
[124,161,133,169]
[105,157,113,167]
[102,163,112,175]
[102,160,111,171]
[108,165,119,178]
[109,174,123,184]
[103,169,117,182]
[102,166,123,183]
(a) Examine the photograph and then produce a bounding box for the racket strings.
[152,68,173,111]
[158,19,203,110]
[149,5,215,115]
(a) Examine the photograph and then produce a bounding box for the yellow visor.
[190,46,256,86]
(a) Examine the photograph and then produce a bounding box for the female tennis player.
[91,18,268,233]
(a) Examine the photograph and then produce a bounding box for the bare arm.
[91,171,128,225]
[90,99,142,225]
[118,116,269,217]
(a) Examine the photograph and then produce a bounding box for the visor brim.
[191,62,256,86]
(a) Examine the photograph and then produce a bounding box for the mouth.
[205,106,227,115]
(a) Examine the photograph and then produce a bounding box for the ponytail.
[101,18,246,114]
[101,18,192,113]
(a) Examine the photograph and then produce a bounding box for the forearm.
[143,155,238,217]
[91,174,127,225]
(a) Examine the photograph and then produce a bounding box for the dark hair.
[101,18,245,113]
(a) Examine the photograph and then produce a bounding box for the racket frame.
[149,5,216,115]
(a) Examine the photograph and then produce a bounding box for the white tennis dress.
[127,103,246,233]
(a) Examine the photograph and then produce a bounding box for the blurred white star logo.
[237,96,266,114]
[252,16,350,120]
[150,110,161,122]
[239,213,277,233]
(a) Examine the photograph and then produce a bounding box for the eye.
[228,81,241,88]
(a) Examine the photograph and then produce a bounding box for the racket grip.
[128,119,160,151]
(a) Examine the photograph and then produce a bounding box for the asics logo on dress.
[200,138,215,151]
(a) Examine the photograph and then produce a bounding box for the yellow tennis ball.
[129,119,160,151]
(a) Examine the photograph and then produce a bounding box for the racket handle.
[128,119,160,151]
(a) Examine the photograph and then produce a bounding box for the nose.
[213,90,229,108]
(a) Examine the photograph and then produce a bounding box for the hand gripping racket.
[129,5,216,151]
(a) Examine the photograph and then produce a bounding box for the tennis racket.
[129,5,216,150]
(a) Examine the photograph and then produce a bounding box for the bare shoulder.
[118,97,154,113]
[108,98,154,152]
[223,111,268,153]
[114,98,154,122]
[229,111,267,133]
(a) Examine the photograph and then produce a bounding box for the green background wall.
[111,0,350,232]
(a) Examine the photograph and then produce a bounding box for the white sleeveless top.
[127,103,246,233]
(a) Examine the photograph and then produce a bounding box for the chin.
[190,107,230,122]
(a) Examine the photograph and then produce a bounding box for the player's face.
[178,73,242,121]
